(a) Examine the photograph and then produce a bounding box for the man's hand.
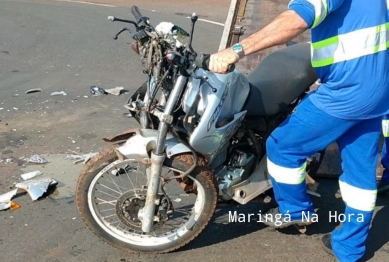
[209,48,239,74]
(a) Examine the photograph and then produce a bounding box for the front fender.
[106,128,192,160]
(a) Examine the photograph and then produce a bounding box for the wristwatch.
[232,43,245,59]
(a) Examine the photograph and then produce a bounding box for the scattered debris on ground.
[21,170,43,180]
[0,189,18,211]
[28,154,49,164]
[90,86,106,96]
[105,86,124,96]
[65,152,97,164]
[90,85,128,96]
[25,88,42,94]
[15,178,58,201]
[51,91,67,96]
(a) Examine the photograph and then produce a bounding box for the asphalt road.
[0,1,388,262]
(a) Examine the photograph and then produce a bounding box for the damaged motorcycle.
[75,6,325,253]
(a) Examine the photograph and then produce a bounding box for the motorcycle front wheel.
[76,147,218,254]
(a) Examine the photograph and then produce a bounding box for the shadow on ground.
[362,195,389,261]
[174,178,388,259]
[176,178,345,251]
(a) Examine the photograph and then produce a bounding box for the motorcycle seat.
[242,43,318,116]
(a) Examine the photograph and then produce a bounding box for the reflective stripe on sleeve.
[267,158,306,184]
[339,181,377,212]
[288,0,328,28]
[383,119,389,137]
[307,0,328,28]
[311,22,389,67]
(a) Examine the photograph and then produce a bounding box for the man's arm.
[238,10,307,56]
[209,0,346,74]
[209,10,308,74]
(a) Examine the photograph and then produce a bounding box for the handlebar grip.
[195,54,235,73]
[130,6,143,22]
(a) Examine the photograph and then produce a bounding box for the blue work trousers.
[266,95,380,262]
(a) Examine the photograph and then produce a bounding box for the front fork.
[140,75,187,233]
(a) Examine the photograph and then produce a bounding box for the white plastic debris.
[28,154,48,164]
[0,189,18,211]
[105,86,124,96]
[51,91,67,96]
[15,177,58,201]
[173,198,182,203]
[0,203,11,211]
[21,170,43,180]
[65,152,97,164]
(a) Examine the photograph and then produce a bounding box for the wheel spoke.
[98,183,122,195]
[98,190,119,199]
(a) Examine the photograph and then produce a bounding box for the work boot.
[322,234,341,261]
[260,207,314,228]
[321,234,334,256]
[377,180,389,195]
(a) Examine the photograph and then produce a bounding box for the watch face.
[233,44,242,52]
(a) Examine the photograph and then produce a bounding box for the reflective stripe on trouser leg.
[265,96,358,221]
[381,115,389,182]
[331,116,381,262]
[267,159,313,220]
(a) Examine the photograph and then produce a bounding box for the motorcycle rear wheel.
[76,147,217,254]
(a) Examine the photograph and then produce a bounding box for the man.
[209,1,389,261]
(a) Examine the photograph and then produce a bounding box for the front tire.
[75,147,217,254]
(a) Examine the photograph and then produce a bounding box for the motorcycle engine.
[214,149,255,201]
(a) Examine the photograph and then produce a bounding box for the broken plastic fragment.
[15,177,58,201]
[21,170,43,180]
[28,154,48,164]
[10,201,20,210]
[65,152,97,164]
[25,88,42,94]
[51,91,67,96]
[90,86,106,96]
[0,189,18,211]
[105,86,124,96]
[0,202,11,211]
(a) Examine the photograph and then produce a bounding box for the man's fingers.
[208,53,231,74]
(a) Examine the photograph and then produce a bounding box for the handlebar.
[194,54,235,73]
[130,6,143,23]
[108,16,138,27]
